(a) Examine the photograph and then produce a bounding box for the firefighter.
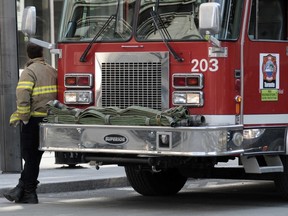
[3,42,57,204]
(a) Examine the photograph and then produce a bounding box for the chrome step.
[241,155,283,174]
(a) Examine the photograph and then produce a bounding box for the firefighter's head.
[26,42,43,59]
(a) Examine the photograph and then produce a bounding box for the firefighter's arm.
[15,69,35,123]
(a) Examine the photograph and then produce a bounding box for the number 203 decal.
[191,59,219,72]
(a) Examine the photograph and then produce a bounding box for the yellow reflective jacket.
[10,57,57,124]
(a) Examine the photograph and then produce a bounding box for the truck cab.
[22,0,288,198]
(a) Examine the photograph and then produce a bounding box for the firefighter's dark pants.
[20,117,44,187]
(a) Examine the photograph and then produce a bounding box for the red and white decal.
[259,53,279,90]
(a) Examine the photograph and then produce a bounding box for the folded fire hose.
[44,100,205,127]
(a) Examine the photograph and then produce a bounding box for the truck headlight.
[173,91,204,107]
[232,132,243,147]
[64,90,93,104]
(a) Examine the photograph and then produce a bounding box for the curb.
[0,177,129,196]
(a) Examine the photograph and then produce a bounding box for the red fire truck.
[22,0,288,197]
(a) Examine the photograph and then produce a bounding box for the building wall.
[0,0,64,172]
[0,0,21,172]
[17,0,64,68]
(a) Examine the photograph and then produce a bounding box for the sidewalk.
[0,152,129,196]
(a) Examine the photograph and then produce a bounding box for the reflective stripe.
[244,114,288,125]
[203,115,236,125]
[31,111,47,117]
[17,81,34,90]
[10,111,47,121]
[9,113,20,123]
[17,105,30,114]
[190,114,288,126]
[32,85,57,96]
[9,117,20,123]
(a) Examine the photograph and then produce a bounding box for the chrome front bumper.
[40,123,244,156]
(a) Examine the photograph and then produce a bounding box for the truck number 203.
[191,59,219,72]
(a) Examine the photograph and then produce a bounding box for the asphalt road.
[1,179,288,216]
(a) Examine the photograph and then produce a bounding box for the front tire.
[125,166,187,196]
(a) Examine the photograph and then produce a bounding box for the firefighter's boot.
[16,182,39,204]
[3,180,24,202]
[17,190,38,204]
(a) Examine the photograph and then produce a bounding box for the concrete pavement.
[0,152,129,196]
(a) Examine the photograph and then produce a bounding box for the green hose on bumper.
[45,100,205,127]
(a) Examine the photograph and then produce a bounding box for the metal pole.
[50,0,56,68]
[0,0,22,173]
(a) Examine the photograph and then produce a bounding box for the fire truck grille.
[101,62,162,110]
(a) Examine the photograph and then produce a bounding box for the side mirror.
[20,6,56,52]
[199,3,221,36]
[21,6,36,36]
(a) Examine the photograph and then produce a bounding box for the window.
[60,0,135,42]
[249,0,287,40]
[136,0,243,41]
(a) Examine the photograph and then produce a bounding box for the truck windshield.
[59,0,242,42]
[60,0,135,41]
[137,0,243,41]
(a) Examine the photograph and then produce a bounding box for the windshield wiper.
[79,15,115,62]
[80,0,120,62]
[150,1,184,62]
